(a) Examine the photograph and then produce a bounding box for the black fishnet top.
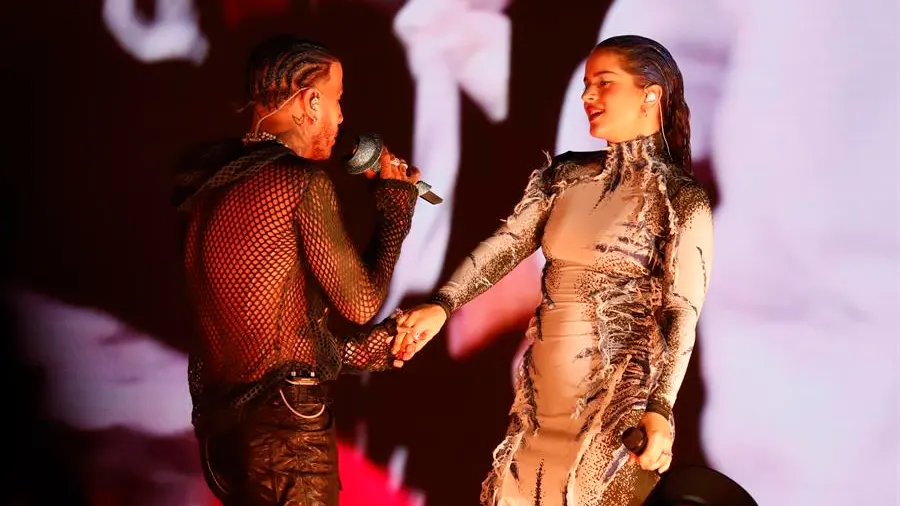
[175,141,416,424]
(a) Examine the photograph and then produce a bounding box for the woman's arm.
[390,156,557,359]
[430,158,554,316]
[646,184,714,419]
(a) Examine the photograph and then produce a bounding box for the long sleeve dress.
[430,133,714,506]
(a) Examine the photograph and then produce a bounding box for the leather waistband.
[277,380,334,405]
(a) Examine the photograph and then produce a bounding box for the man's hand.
[363,148,421,185]
[631,411,674,473]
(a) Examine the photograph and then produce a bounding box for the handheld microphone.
[622,426,648,455]
[343,133,443,205]
[621,428,759,505]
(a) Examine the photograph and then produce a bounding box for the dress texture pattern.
[432,133,714,506]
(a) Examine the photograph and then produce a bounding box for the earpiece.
[311,98,319,110]
[645,92,657,103]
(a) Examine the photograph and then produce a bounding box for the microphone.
[343,133,443,205]
[621,427,760,505]
[622,426,648,455]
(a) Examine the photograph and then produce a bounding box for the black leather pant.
[198,382,340,506]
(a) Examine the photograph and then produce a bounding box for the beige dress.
[431,134,714,506]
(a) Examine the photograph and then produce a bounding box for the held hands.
[387,304,448,367]
[630,411,674,473]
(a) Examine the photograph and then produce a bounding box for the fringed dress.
[430,134,714,506]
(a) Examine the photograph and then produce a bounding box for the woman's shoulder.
[665,171,710,206]
[554,149,607,161]
[541,150,607,186]
[550,149,607,168]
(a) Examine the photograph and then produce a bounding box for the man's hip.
[199,379,340,506]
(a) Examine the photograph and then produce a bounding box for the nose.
[582,86,597,104]
[338,111,344,124]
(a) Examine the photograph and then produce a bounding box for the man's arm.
[296,169,417,325]
[340,317,402,373]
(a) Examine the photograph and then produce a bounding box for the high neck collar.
[601,131,672,180]
[606,131,669,161]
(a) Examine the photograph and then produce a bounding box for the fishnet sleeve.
[340,317,401,373]
[647,184,714,419]
[297,170,417,324]
[430,160,553,316]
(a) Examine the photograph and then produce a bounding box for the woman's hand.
[632,411,674,473]
[390,304,448,361]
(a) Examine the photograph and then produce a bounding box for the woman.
[394,35,714,506]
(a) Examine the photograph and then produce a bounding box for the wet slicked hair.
[595,35,692,174]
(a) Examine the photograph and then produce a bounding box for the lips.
[585,107,604,121]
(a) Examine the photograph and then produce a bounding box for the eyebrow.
[583,70,617,83]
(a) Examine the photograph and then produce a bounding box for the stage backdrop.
[4,1,898,505]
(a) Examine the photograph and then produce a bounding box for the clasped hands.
[387,303,447,368]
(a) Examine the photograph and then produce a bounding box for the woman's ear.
[644,84,663,105]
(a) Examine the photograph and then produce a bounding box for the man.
[173,35,421,505]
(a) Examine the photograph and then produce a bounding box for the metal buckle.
[287,370,319,386]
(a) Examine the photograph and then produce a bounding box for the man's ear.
[298,87,320,119]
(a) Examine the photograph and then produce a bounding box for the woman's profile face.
[581,49,648,143]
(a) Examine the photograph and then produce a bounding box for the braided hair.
[245,35,339,110]
[594,35,692,175]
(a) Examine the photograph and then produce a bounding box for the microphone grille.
[346,133,383,175]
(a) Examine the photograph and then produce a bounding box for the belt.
[276,379,333,419]
[229,363,319,410]
[197,363,327,435]
[278,376,332,400]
